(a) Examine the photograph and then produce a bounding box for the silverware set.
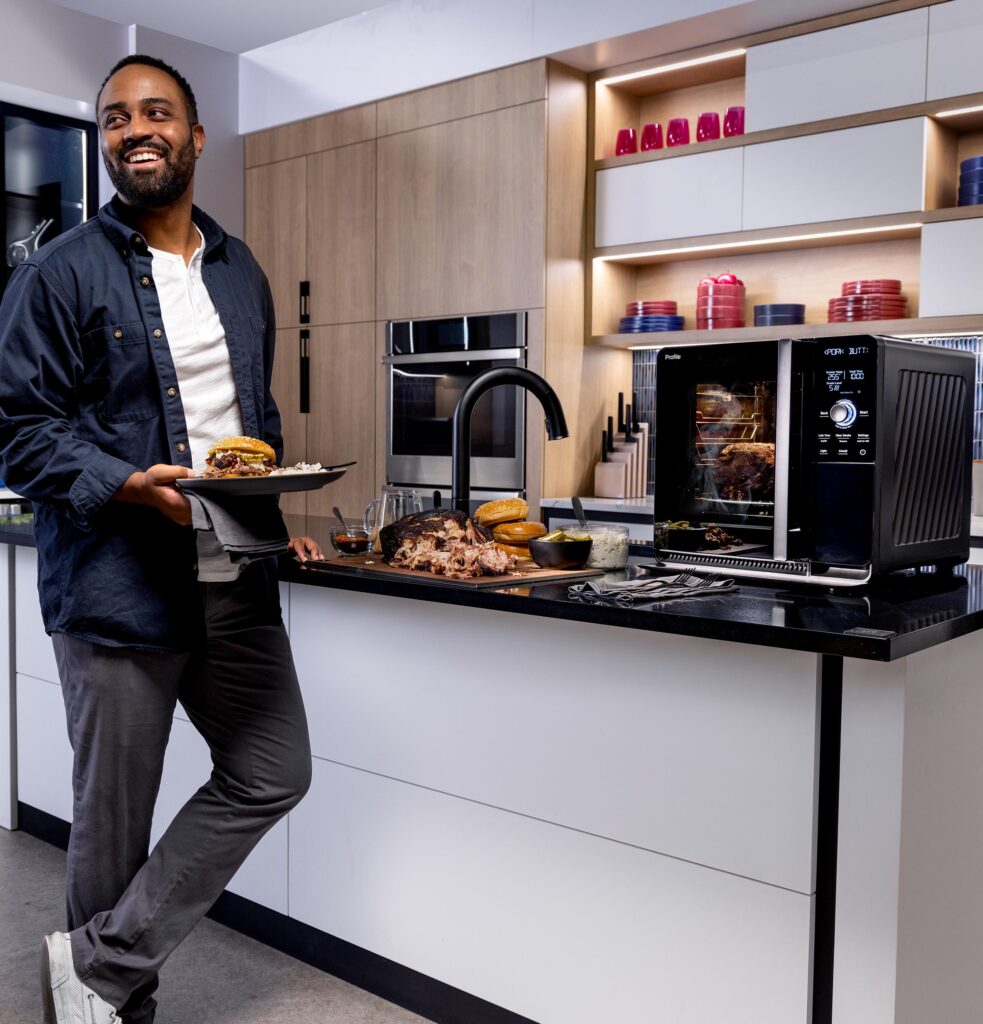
[568,571,733,606]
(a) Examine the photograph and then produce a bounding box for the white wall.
[238,0,877,133]
[129,26,243,236]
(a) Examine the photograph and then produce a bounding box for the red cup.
[615,128,637,156]
[640,122,663,151]
[667,117,690,147]
[696,111,721,142]
[723,105,745,137]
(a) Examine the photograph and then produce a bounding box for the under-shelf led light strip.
[594,222,923,263]
[600,48,747,87]
[935,104,983,118]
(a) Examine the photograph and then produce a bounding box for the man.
[0,55,319,1023]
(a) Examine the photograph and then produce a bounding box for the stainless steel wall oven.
[384,312,526,497]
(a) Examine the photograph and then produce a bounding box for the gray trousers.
[52,563,312,1023]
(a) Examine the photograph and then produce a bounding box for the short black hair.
[98,54,198,124]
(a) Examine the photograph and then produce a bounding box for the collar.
[97,195,227,261]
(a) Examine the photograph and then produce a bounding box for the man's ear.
[193,122,206,159]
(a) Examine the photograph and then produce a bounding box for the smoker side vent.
[893,370,967,546]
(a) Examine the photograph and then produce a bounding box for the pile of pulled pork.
[379,509,515,580]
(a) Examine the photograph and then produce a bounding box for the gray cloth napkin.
[185,491,290,582]
[568,572,735,606]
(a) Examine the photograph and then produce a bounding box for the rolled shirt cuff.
[68,450,141,529]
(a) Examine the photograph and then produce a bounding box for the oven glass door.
[388,353,525,491]
[656,342,778,528]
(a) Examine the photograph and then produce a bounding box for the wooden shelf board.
[595,90,983,173]
[590,316,983,349]
[597,53,745,98]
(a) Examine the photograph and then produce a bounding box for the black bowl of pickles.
[527,528,592,570]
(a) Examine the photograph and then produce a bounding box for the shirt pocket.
[81,321,160,424]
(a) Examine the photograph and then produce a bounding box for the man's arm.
[0,263,141,528]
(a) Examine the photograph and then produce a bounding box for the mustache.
[119,140,169,160]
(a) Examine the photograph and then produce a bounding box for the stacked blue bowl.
[618,315,685,333]
[753,303,805,327]
[958,155,983,206]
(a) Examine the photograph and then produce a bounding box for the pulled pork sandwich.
[202,436,277,478]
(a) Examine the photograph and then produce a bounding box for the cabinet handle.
[299,329,310,414]
[299,280,310,324]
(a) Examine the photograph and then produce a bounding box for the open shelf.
[592,315,983,349]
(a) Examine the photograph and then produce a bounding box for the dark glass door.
[2,102,98,295]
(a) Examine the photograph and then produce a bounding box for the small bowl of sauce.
[329,520,372,557]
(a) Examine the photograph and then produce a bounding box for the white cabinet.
[594,147,743,247]
[290,583,820,893]
[289,758,813,1024]
[16,673,73,822]
[745,8,929,132]
[742,118,927,231]
[919,218,983,316]
[14,546,58,684]
[1,546,12,829]
[927,0,983,102]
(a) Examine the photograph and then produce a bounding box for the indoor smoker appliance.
[653,335,974,586]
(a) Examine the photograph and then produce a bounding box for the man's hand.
[114,464,194,525]
[288,536,323,564]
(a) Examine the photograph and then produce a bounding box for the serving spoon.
[571,495,588,530]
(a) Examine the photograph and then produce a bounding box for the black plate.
[176,462,354,497]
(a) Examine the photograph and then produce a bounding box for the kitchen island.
[4,515,983,1023]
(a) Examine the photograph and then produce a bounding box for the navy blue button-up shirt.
[0,197,283,650]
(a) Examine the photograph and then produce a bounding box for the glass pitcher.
[364,488,423,551]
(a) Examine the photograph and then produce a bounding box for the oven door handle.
[383,348,525,366]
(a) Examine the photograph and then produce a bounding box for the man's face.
[98,64,205,209]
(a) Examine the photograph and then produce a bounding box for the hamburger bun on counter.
[477,503,548,561]
[474,497,528,527]
[202,436,277,478]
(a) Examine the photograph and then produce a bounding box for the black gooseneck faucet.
[451,366,569,514]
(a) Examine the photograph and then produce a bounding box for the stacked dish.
[958,154,983,207]
[620,299,683,333]
[828,279,907,322]
[754,303,805,327]
[697,275,745,329]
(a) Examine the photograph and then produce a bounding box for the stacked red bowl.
[828,279,907,322]
[697,273,745,329]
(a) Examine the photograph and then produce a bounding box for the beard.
[105,133,197,209]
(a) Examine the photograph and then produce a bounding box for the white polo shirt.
[148,226,244,472]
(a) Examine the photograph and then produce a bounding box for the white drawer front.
[927,0,983,102]
[290,584,820,892]
[742,118,926,230]
[745,8,928,132]
[289,759,814,1024]
[14,547,58,685]
[595,147,743,247]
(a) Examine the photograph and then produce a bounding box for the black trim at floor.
[16,802,538,1024]
[811,656,843,1024]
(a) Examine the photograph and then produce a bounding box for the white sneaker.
[41,931,121,1023]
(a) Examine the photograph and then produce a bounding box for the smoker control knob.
[829,400,858,428]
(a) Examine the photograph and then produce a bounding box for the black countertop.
[5,513,983,661]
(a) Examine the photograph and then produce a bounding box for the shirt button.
[113,328,123,339]
[176,442,186,453]
[166,387,177,398]
[140,276,151,287]
[153,328,162,338]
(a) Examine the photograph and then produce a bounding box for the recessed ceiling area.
[46,0,398,54]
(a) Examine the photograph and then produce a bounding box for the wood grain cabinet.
[247,61,595,509]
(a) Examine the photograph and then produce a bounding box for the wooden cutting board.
[304,555,605,589]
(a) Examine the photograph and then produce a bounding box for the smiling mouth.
[124,151,164,165]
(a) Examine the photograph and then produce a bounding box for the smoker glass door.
[388,356,525,490]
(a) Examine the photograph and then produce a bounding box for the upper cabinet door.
[745,8,929,133]
[307,141,376,326]
[245,156,307,330]
[927,0,983,101]
[742,119,927,231]
[376,102,546,320]
[594,148,743,248]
